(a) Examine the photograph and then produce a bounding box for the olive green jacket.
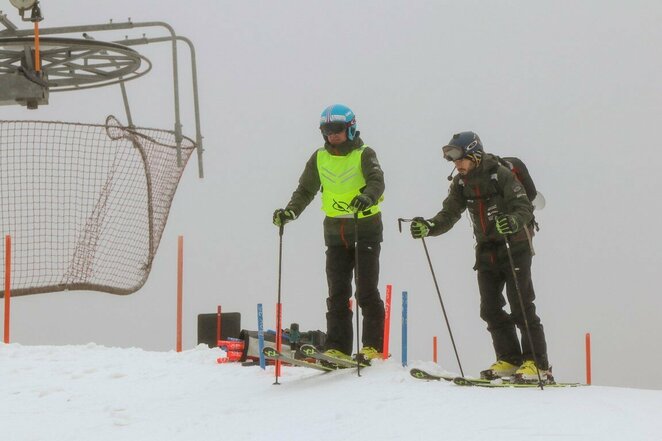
[427,153,535,269]
[285,135,385,247]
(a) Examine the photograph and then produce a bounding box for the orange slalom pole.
[433,336,438,363]
[176,236,183,352]
[33,21,41,72]
[382,284,392,359]
[585,332,592,385]
[4,235,11,344]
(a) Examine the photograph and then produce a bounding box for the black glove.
[410,217,434,239]
[349,194,373,213]
[273,209,297,227]
[495,214,519,235]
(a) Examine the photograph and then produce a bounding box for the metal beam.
[0,19,203,177]
[0,11,18,32]
[119,35,204,178]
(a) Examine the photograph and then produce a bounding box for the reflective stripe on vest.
[316,145,380,219]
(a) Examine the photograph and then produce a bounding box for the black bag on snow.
[239,325,326,361]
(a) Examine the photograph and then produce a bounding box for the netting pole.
[3,235,10,344]
[176,236,183,352]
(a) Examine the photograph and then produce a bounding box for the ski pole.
[398,218,464,377]
[503,235,544,390]
[274,224,284,385]
[354,213,361,377]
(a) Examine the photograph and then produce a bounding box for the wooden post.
[585,332,592,385]
[176,236,183,352]
[3,235,11,344]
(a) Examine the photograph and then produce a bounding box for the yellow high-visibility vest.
[316,146,380,218]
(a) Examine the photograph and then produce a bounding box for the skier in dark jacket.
[410,131,551,383]
[273,104,385,361]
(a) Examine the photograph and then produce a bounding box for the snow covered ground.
[2,343,661,441]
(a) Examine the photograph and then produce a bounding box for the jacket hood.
[450,152,499,184]
[469,152,499,175]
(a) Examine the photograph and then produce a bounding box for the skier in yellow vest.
[273,104,385,361]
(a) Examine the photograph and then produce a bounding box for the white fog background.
[1,1,660,389]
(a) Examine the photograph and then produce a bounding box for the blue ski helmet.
[319,104,357,141]
[442,131,484,164]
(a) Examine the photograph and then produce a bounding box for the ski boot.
[480,360,519,380]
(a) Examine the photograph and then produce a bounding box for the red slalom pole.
[585,332,592,385]
[433,336,438,363]
[275,302,283,378]
[382,284,392,360]
[4,235,11,344]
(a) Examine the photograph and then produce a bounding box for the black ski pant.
[324,242,384,355]
[477,252,549,369]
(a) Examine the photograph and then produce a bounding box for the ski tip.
[409,368,448,381]
[452,377,475,386]
[262,347,279,357]
[298,344,319,357]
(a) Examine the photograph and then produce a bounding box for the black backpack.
[497,157,537,203]
[494,156,540,231]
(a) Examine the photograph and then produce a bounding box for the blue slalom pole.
[402,291,408,367]
[257,303,265,369]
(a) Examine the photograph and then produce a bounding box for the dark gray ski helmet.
[442,131,483,162]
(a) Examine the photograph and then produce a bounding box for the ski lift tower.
[0,1,205,297]
[0,0,204,174]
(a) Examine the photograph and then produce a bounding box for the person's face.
[454,158,476,175]
[321,122,349,145]
[326,129,348,145]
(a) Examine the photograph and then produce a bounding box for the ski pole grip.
[397,217,414,233]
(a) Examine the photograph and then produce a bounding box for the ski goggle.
[320,122,347,136]
[442,145,464,161]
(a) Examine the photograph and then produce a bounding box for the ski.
[409,368,491,383]
[299,344,370,369]
[261,346,334,372]
[452,377,583,388]
[410,368,582,387]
